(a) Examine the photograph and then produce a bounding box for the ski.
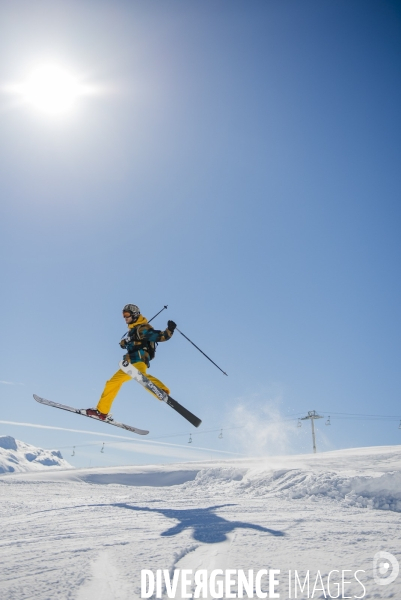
[119,360,202,428]
[33,394,149,435]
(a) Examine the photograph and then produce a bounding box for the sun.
[20,64,83,115]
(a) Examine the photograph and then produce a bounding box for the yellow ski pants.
[97,362,170,415]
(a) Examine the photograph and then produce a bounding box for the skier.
[86,304,176,420]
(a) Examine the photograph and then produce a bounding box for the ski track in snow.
[1,445,401,599]
[172,535,235,600]
[76,550,135,600]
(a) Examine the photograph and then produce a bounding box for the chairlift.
[188,434,192,444]
[71,446,75,457]
[325,416,331,426]
[101,442,105,453]
[218,429,223,439]
[297,419,302,428]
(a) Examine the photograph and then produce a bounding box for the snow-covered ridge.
[0,435,72,473]
[183,446,401,512]
[234,467,401,511]
[2,444,401,512]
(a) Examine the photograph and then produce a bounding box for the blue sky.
[1,0,401,467]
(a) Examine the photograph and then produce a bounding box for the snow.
[1,443,401,599]
[0,435,72,474]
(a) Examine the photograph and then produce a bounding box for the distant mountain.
[0,435,73,474]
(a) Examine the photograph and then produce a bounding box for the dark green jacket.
[124,315,173,367]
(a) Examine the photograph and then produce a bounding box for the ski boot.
[85,408,113,422]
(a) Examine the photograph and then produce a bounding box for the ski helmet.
[122,304,140,318]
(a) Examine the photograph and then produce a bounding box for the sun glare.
[20,65,83,115]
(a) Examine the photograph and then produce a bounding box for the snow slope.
[0,435,72,473]
[1,445,400,599]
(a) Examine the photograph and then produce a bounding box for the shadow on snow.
[112,503,285,544]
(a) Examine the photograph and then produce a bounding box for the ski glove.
[167,320,177,332]
[119,339,128,349]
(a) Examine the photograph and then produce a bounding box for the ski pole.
[176,327,228,376]
[148,305,168,324]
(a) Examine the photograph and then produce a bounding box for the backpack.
[147,341,157,361]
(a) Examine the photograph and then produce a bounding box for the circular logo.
[373,551,399,586]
